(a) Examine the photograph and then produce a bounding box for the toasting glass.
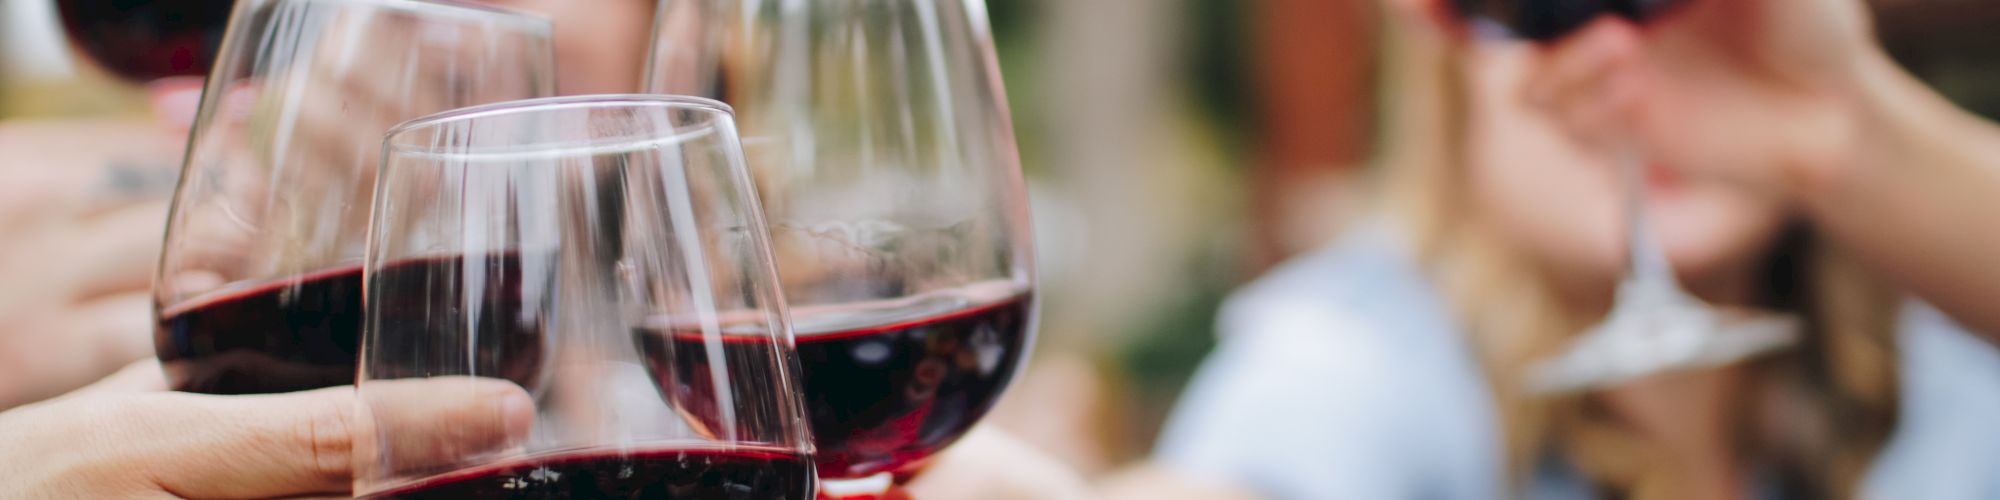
[152,0,554,394]
[1527,151,1799,394]
[1446,0,1800,393]
[646,0,1039,494]
[354,95,817,498]
[55,0,234,82]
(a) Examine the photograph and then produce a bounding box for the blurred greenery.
[1181,0,1254,159]
[986,0,1250,449]
[987,0,1049,178]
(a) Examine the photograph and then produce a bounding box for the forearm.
[1801,52,2000,336]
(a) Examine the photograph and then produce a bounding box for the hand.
[1523,0,1884,195]
[0,361,533,499]
[0,119,183,409]
[886,427,1094,500]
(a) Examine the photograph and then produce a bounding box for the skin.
[1102,0,2000,497]
[0,120,179,410]
[0,0,644,495]
[0,362,533,498]
[13,0,1995,496]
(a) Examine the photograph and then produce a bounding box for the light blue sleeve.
[1865,303,2000,500]
[1152,294,1440,500]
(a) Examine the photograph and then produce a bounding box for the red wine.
[639,286,1034,478]
[156,265,362,394]
[56,0,235,82]
[360,447,815,499]
[157,254,546,394]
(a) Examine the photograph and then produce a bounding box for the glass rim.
[382,94,739,162]
[264,0,553,32]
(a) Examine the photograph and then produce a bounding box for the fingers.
[65,202,171,300]
[0,292,153,410]
[353,377,539,485]
[71,359,169,396]
[0,200,167,312]
[1523,17,1652,151]
[66,292,157,371]
[137,378,533,499]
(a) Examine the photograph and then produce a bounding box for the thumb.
[136,378,533,499]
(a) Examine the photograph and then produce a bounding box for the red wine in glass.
[638,283,1033,478]
[55,0,235,82]
[358,447,815,499]
[156,265,362,394]
[157,254,545,394]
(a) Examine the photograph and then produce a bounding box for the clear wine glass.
[1445,0,1801,394]
[152,0,554,394]
[354,95,817,498]
[646,0,1039,495]
[1527,150,1800,394]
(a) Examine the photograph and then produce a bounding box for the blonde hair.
[1367,8,1900,499]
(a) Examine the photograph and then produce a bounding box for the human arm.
[1597,0,2000,336]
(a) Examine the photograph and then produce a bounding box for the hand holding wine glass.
[154,0,555,395]
[1522,0,2000,336]
[354,95,816,498]
[0,361,531,499]
[1584,0,1879,197]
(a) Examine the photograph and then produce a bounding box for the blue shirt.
[1155,224,2000,499]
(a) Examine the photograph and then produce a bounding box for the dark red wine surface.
[360,447,814,499]
[640,290,1033,479]
[157,254,544,394]
[156,265,363,394]
[56,0,234,82]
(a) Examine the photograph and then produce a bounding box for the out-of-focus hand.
[1534,0,1884,195]
[881,427,1094,500]
[0,361,534,499]
[0,120,182,409]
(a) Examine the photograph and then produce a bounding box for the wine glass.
[354,95,817,498]
[1527,150,1800,394]
[55,0,233,83]
[153,0,555,394]
[646,0,1039,494]
[1446,0,1800,393]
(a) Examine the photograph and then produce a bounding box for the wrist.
[1791,50,1934,209]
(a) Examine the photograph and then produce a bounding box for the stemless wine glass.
[647,0,1039,494]
[355,95,817,498]
[153,0,554,394]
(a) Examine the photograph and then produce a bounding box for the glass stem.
[1620,148,1676,303]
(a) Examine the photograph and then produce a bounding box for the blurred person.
[1106,0,2000,498]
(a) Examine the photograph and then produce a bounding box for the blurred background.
[5,0,2000,478]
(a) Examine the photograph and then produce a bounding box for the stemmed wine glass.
[153,0,554,394]
[354,95,817,498]
[1447,0,1800,393]
[646,0,1039,495]
[1527,152,1800,393]
[55,0,234,83]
